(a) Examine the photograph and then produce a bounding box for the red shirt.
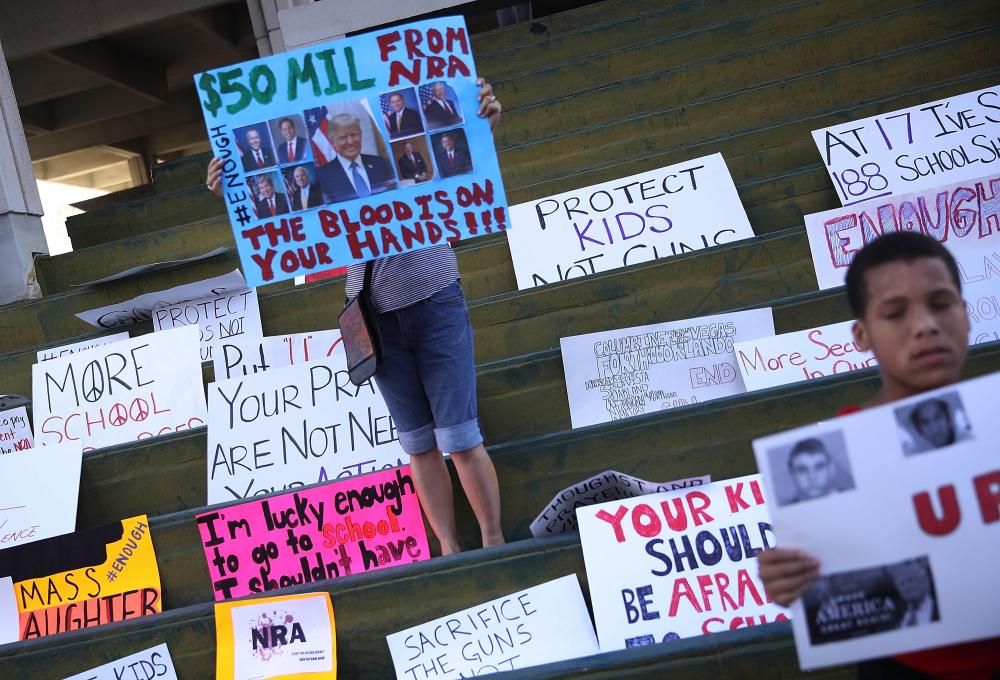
[837,405,1000,679]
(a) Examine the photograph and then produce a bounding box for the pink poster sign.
[196,466,429,600]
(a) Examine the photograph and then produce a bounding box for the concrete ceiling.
[1,0,258,191]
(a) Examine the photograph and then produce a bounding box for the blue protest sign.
[195,17,509,287]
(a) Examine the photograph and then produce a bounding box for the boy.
[758,231,999,678]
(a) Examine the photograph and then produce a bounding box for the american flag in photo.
[246,175,263,218]
[379,94,397,116]
[304,106,337,167]
[418,84,437,108]
[281,169,297,197]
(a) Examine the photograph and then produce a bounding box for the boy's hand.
[758,548,820,607]
[476,78,502,130]
[206,157,224,197]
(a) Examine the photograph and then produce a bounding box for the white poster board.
[213,329,344,381]
[531,471,711,537]
[37,332,129,363]
[735,321,877,391]
[32,326,208,451]
[153,288,262,362]
[75,269,248,329]
[506,153,754,289]
[386,575,599,678]
[804,173,1000,345]
[0,406,33,454]
[63,643,178,680]
[561,309,775,428]
[812,84,1000,205]
[207,353,405,504]
[0,442,82,547]
[577,474,788,651]
[753,373,1000,668]
[0,577,17,645]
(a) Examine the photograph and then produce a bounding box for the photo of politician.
[313,99,397,204]
[767,431,855,506]
[431,129,474,178]
[894,391,972,456]
[247,172,289,218]
[269,114,312,165]
[391,137,434,184]
[281,163,323,212]
[235,123,276,172]
[420,81,463,130]
[380,89,425,139]
[803,556,940,645]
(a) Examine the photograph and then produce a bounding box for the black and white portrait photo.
[803,556,940,645]
[766,431,856,506]
[894,391,973,456]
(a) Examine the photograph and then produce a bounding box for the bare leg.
[408,448,462,555]
[451,443,505,548]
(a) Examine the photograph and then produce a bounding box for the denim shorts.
[372,280,482,455]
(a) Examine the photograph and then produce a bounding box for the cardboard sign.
[735,321,877,391]
[506,153,754,289]
[153,288,263,362]
[753,374,1000,667]
[530,471,711,538]
[72,247,232,287]
[63,643,178,680]
[37,332,129,363]
[0,577,17,645]
[75,269,248,329]
[196,16,509,287]
[812,84,1000,205]
[32,326,208,452]
[197,466,428,600]
[213,329,344,381]
[804,173,1000,345]
[215,592,337,680]
[207,352,404,504]
[0,442,83,547]
[577,475,788,651]
[0,406,33,454]
[0,515,161,641]
[386,574,599,679]
[561,309,775,428]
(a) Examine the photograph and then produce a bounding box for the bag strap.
[361,260,374,295]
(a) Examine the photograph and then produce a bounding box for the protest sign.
[32,326,208,452]
[561,309,774,428]
[531,471,711,537]
[213,329,344,381]
[753,373,1000,668]
[215,592,337,680]
[386,574,598,679]
[207,351,404,504]
[506,153,754,289]
[804,173,1000,344]
[0,442,82,547]
[0,515,161,641]
[153,288,263,362]
[812,84,1000,205]
[75,269,248,329]
[577,475,788,651]
[0,406,33,454]
[72,247,232,287]
[735,321,877,392]
[197,466,428,600]
[0,577,16,644]
[63,643,178,680]
[196,16,509,287]
[37,332,129,363]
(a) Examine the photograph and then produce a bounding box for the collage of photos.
[236,81,477,220]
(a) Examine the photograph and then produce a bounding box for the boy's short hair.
[844,231,962,317]
[787,437,829,469]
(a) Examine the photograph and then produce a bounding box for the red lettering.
[913,485,961,535]
[974,470,1000,523]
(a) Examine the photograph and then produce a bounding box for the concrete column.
[248,0,315,55]
[0,35,47,303]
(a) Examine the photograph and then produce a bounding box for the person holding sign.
[758,232,999,678]
[207,79,505,557]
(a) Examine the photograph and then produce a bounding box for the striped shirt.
[345,244,460,312]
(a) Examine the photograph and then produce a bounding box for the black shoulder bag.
[338,261,382,386]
